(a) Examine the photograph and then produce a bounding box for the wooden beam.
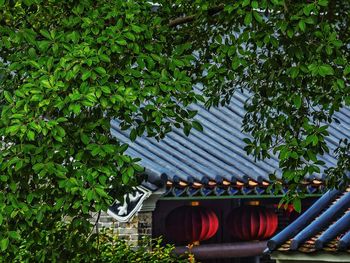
[174,241,267,259]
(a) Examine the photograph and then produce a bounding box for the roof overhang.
[271,251,350,262]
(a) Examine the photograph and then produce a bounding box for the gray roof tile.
[111,91,350,188]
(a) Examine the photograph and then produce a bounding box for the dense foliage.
[11,224,185,262]
[0,0,349,260]
[0,0,200,260]
[160,0,350,208]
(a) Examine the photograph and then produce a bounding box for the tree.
[0,0,349,260]
[0,0,201,261]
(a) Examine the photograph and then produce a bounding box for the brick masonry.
[90,211,152,246]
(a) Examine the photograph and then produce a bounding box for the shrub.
[8,222,188,263]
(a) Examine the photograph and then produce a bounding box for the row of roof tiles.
[111,87,350,189]
[163,179,324,197]
[268,188,350,253]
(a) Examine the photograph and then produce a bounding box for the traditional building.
[267,187,350,263]
[100,89,350,262]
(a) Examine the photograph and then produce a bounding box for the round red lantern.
[227,206,278,241]
[165,205,219,244]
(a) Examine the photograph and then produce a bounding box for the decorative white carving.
[116,191,143,216]
[107,186,152,222]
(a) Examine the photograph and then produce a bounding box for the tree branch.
[168,4,224,27]
[169,15,196,27]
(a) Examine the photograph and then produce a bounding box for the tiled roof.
[110,89,350,196]
[268,188,350,253]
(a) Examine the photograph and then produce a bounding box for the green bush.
[6,222,187,263]
[98,231,188,263]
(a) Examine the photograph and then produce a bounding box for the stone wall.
[137,211,152,239]
[90,211,152,246]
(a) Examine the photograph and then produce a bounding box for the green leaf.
[303,4,314,16]
[251,1,258,8]
[252,11,263,23]
[85,94,97,103]
[27,193,34,204]
[38,41,50,51]
[8,231,20,240]
[125,32,135,41]
[0,0,5,6]
[116,39,127,45]
[242,0,250,7]
[68,31,80,43]
[131,24,143,33]
[155,116,161,126]
[183,123,191,136]
[0,176,8,182]
[81,71,91,81]
[70,104,81,114]
[33,163,44,172]
[318,0,328,7]
[15,160,23,171]
[95,67,106,75]
[293,197,301,213]
[127,166,134,177]
[7,125,20,135]
[298,20,306,32]
[29,60,41,69]
[27,130,35,141]
[99,54,110,63]
[53,135,63,142]
[56,126,66,137]
[95,188,108,198]
[0,214,3,225]
[36,211,44,223]
[192,121,203,132]
[101,86,111,94]
[133,164,144,172]
[293,95,302,109]
[130,129,137,141]
[319,65,334,76]
[4,91,13,103]
[306,134,319,146]
[91,147,100,156]
[244,13,252,26]
[86,190,94,201]
[0,238,9,252]
[290,152,298,159]
[122,173,129,184]
[336,79,345,89]
[81,134,89,145]
[40,29,51,40]
[290,67,299,79]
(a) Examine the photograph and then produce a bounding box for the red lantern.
[227,206,278,241]
[165,205,219,244]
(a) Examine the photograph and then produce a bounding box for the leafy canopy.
[162,0,350,207]
[0,0,200,261]
[0,0,349,260]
